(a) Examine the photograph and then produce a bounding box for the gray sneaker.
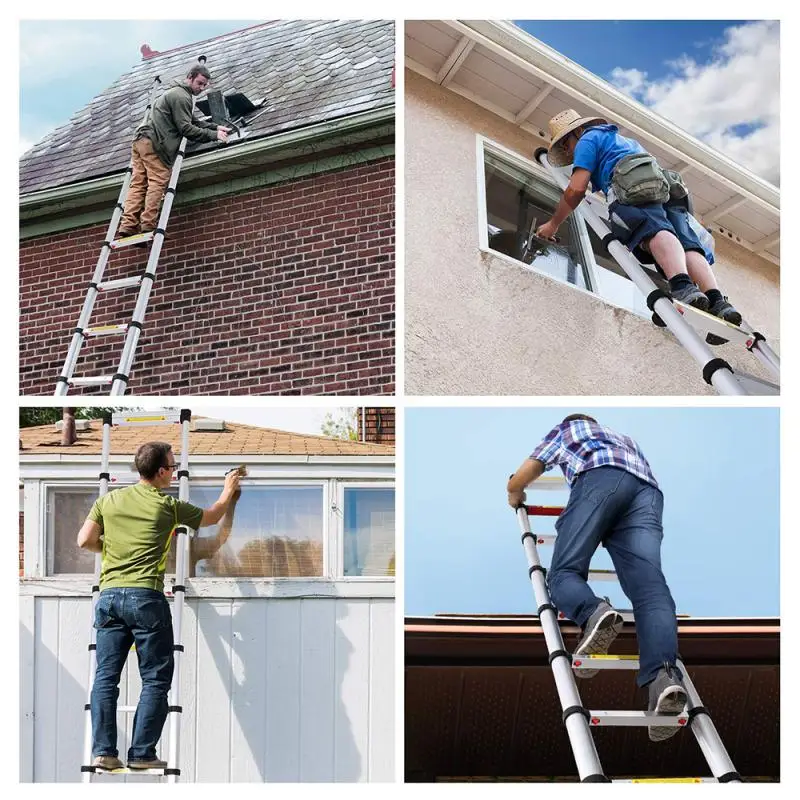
[647,663,688,742]
[670,282,709,311]
[94,754,124,771]
[128,757,167,770]
[573,602,624,678]
[707,296,742,326]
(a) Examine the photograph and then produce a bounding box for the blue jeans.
[91,588,174,760]
[547,466,678,686]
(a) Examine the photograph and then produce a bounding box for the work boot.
[707,296,742,327]
[128,757,168,770]
[669,282,709,311]
[646,663,688,742]
[116,227,139,239]
[93,754,125,771]
[572,601,624,679]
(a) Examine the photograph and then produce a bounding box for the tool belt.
[610,152,670,206]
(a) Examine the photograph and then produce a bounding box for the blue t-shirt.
[572,124,644,195]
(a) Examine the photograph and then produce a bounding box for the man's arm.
[77,520,103,553]
[199,469,241,527]
[170,92,228,143]
[507,459,546,508]
[536,168,591,240]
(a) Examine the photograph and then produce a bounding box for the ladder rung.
[110,231,154,250]
[588,710,688,727]
[97,276,143,291]
[588,569,617,581]
[532,534,556,545]
[94,767,166,775]
[111,412,183,427]
[614,778,716,783]
[673,300,755,347]
[85,324,129,337]
[70,375,113,387]
[525,505,564,516]
[117,705,137,712]
[573,654,640,670]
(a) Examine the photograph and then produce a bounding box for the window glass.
[48,488,100,574]
[343,487,395,577]
[189,485,324,578]
[484,150,591,290]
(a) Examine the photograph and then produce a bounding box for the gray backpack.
[611,153,670,206]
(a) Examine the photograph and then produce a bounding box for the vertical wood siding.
[21,596,394,782]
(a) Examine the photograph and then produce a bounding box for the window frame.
[476,135,657,320]
[334,480,396,582]
[27,473,394,597]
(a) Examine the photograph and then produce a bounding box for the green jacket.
[136,81,218,167]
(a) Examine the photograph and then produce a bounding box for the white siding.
[21,595,394,783]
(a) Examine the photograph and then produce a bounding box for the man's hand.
[216,126,232,142]
[223,468,241,498]
[536,219,560,242]
[508,490,526,509]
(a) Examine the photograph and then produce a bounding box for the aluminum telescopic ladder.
[514,477,742,783]
[534,148,780,397]
[81,409,194,783]
[55,57,210,397]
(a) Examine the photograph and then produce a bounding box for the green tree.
[321,408,360,441]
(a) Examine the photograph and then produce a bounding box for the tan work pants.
[119,138,171,233]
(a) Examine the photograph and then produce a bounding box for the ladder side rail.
[56,77,163,397]
[166,410,192,783]
[677,659,743,782]
[535,150,747,397]
[516,507,609,782]
[82,412,113,781]
[110,136,188,396]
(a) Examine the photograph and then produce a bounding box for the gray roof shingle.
[20,19,395,195]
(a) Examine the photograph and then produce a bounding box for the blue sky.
[405,407,779,618]
[513,20,780,185]
[19,20,260,155]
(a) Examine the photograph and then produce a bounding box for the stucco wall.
[405,70,779,396]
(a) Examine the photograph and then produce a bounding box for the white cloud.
[608,21,780,185]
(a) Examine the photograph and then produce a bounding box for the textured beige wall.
[405,69,780,396]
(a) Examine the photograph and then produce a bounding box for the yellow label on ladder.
[630,778,706,783]
[585,654,639,660]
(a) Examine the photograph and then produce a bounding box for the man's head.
[546,109,608,167]
[135,441,177,487]
[562,413,598,425]
[186,65,211,96]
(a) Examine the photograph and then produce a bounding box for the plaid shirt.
[530,419,658,489]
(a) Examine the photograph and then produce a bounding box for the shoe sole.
[573,610,624,679]
[649,684,688,742]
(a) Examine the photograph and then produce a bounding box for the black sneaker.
[670,282,709,311]
[707,296,742,327]
[646,663,687,742]
[573,602,624,679]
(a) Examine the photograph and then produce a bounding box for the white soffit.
[405,20,780,266]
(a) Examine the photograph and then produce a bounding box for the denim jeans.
[91,587,174,760]
[547,466,678,686]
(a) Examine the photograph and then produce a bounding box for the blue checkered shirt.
[530,420,658,488]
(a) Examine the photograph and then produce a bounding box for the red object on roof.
[141,44,160,60]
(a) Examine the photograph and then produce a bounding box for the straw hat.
[547,109,608,167]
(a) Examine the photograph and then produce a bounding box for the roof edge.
[458,20,779,213]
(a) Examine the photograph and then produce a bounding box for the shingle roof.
[19,417,394,457]
[20,19,394,195]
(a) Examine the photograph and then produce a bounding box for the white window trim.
[334,480,396,581]
[26,476,395,598]
[476,134,654,320]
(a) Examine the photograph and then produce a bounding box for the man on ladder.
[534,109,742,328]
[507,413,686,742]
[76,441,241,771]
[117,64,231,240]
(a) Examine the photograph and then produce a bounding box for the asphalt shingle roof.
[20,19,395,195]
[19,417,394,457]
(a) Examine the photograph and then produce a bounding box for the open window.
[479,137,659,320]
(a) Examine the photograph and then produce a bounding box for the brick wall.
[20,157,395,395]
[360,407,395,445]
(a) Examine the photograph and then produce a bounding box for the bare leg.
[685,250,719,292]
[645,230,689,279]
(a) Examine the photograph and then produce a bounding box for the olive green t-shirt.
[88,483,203,592]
